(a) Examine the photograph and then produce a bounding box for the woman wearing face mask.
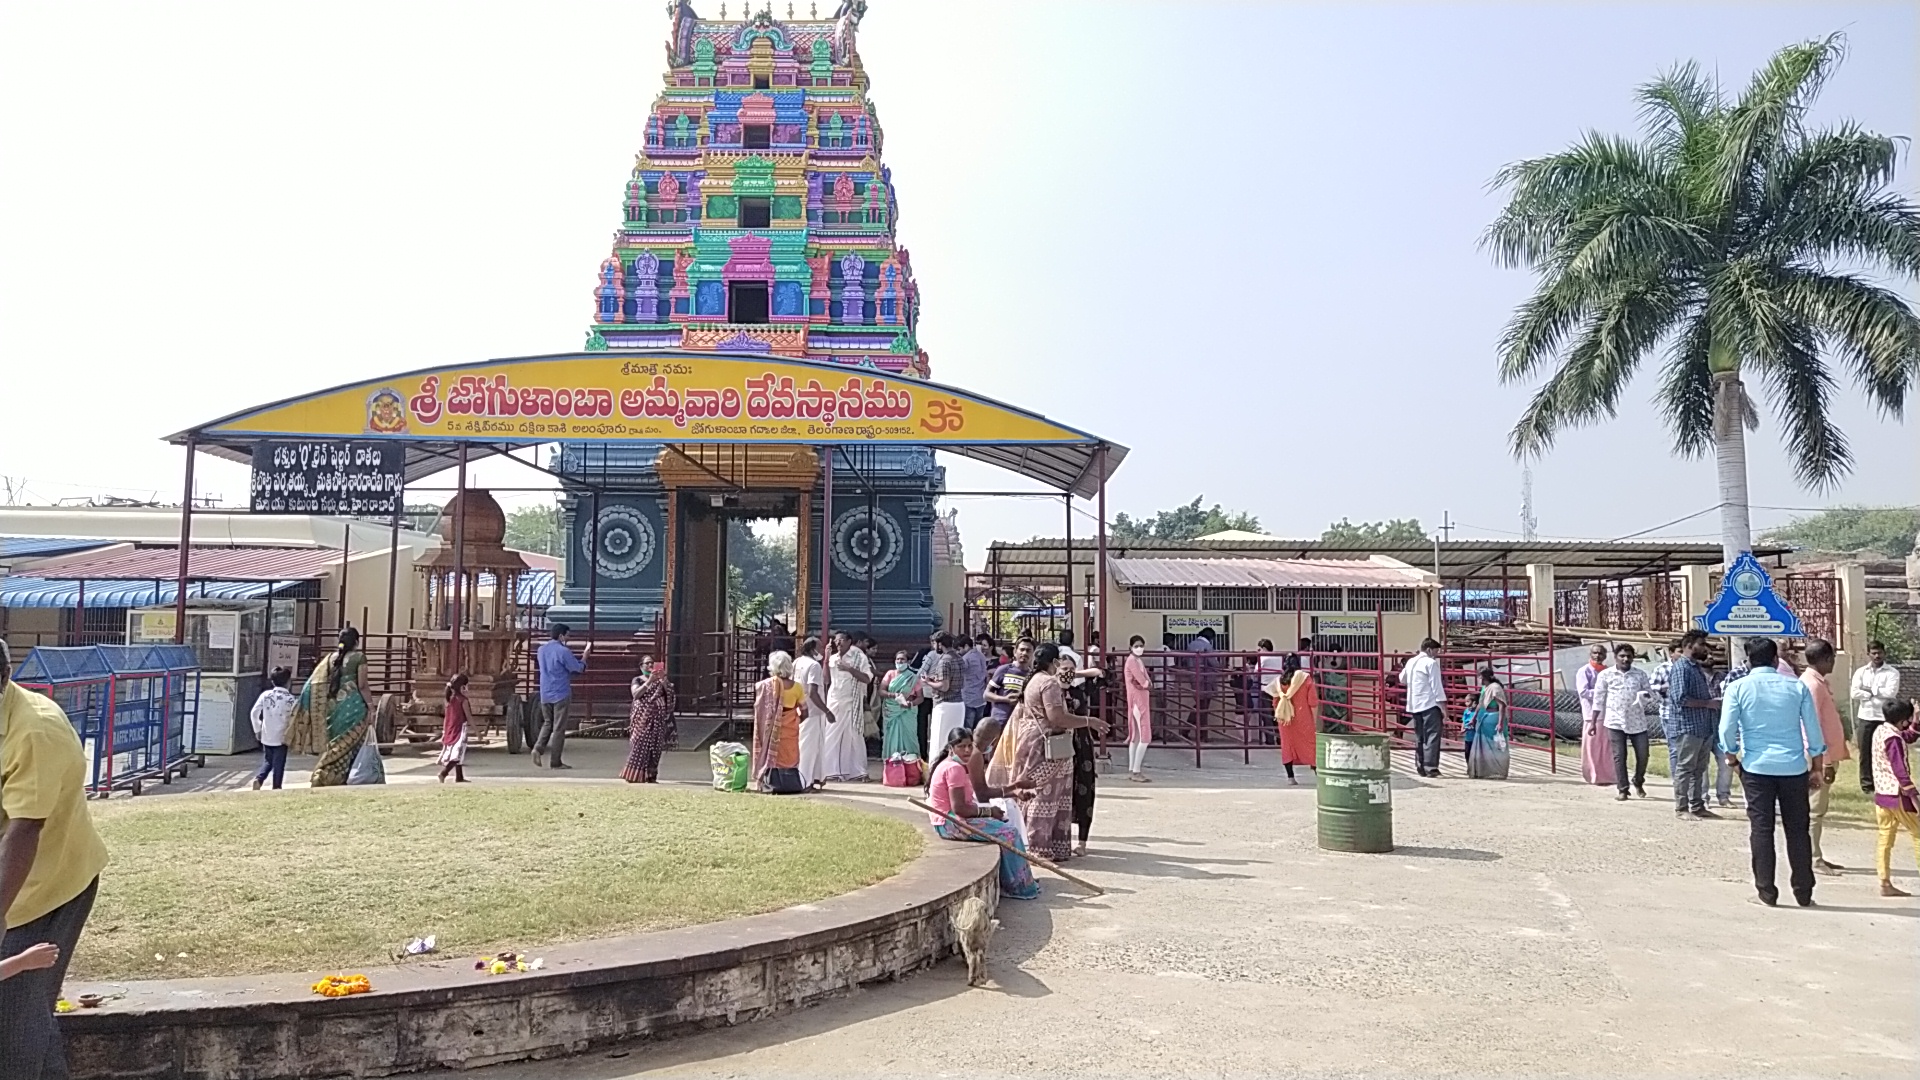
[880,650,921,762]
[1123,635,1154,782]
[622,655,675,784]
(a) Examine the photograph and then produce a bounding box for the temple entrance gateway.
[165,350,1126,733]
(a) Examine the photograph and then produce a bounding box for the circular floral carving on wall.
[582,505,657,580]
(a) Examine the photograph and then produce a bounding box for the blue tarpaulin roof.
[0,537,114,560]
[477,569,555,608]
[520,569,554,607]
[12,643,199,684]
[0,578,301,609]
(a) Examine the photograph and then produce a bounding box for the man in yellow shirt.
[1,640,109,1079]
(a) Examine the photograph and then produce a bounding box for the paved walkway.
[181,738,1918,1078]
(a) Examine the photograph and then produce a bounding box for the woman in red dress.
[1276,669,1319,785]
[437,673,471,783]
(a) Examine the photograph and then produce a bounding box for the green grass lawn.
[1641,743,1876,825]
[79,786,920,982]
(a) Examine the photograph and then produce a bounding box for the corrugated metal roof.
[25,546,342,582]
[0,537,115,560]
[990,537,1787,581]
[1,577,302,609]
[1108,556,1432,589]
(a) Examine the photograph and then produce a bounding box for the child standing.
[249,666,296,790]
[1871,699,1919,897]
[437,673,471,783]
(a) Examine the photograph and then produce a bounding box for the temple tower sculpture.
[547,0,944,644]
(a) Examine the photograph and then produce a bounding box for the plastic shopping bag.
[709,741,750,791]
[347,732,386,785]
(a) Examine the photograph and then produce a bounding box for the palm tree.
[1485,34,1920,563]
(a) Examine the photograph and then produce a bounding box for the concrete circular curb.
[61,820,998,1079]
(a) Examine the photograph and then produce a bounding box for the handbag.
[883,754,923,788]
[1044,731,1075,761]
[762,766,804,795]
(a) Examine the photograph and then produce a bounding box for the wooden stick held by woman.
[910,797,1106,896]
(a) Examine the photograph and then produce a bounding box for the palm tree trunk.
[1711,369,1753,654]
[1710,371,1753,562]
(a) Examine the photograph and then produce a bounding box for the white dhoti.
[990,796,1029,847]
[798,711,828,788]
[929,701,967,761]
[824,699,870,780]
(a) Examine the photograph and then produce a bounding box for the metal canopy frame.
[156,350,1128,649]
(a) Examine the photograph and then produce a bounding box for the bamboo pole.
[908,797,1105,897]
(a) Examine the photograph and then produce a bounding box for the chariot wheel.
[375,693,400,756]
[522,694,541,750]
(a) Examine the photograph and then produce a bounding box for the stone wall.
[61,830,996,1079]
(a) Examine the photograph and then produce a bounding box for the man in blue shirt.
[961,635,991,726]
[1719,637,1827,907]
[533,623,592,770]
[1664,630,1722,819]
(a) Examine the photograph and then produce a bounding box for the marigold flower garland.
[311,974,372,998]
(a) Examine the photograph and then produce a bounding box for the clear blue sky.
[1,2,1913,558]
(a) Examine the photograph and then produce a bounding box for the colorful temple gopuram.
[548,0,946,647]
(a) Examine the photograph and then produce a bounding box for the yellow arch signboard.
[198,352,1093,446]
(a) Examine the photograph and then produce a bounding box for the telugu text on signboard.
[205,354,1096,447]
[250,441,404,516]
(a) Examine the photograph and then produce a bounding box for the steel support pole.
[1095,446,1110,749]
[820,446,832,636]
[337,522,351,629]
[450,445,468,673]
[1095,448,1109,656]
[587,487,600,638]
[385,485,403,636]
[172,442,196,644]
[865,486,875,632]
[1062,494,1072,643]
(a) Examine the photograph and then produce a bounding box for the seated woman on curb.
[926,727,1043,900]
[966,717,1033,847]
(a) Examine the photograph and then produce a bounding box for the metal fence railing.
[1085,647,1565,772]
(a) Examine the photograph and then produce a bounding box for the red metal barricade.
[1096,645,1562,773]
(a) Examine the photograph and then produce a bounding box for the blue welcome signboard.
[1695,552,1804,637]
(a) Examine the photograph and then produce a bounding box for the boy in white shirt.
[249,666,297,790]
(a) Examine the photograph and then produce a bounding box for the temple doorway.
[656,445,821,719]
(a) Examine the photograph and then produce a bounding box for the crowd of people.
[737,628,1140,897]
[1574,631,1920,906]
[252,620,1920,914]
[0,614,1911,1072]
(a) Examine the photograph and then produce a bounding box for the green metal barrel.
[1316,732,1393,853]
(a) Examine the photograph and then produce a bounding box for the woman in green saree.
[291,628,372,787]
[880,650,922,761]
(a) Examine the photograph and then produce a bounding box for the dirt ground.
[215,735,1903,1080]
